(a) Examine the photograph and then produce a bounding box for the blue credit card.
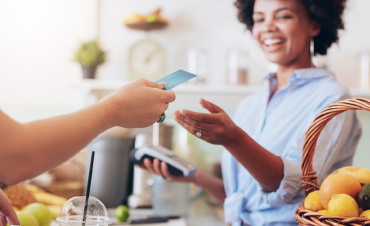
[155,70,197,90]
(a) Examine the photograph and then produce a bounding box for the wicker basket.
[295,97,370,225]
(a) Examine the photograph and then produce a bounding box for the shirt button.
[290,77,296,82]
[269,108,274,112]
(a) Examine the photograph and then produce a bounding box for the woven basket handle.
[301,97,370,196]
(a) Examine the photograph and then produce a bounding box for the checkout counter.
[106,196,226,226]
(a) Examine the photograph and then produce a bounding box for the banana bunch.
[25,185,67,219]
[124,8,167,24]
[332,166,370,185]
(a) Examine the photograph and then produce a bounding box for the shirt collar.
[263,68,333,81]
[294,68,334,79]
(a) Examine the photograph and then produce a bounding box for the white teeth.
[264,38,283,46]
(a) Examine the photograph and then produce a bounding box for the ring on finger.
[196,129,202,138]
[157,113,166,123]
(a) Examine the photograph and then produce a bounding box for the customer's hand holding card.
[156,70,196,90]
[154,69,196,123]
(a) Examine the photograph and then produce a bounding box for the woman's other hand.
[138,158,196,183]
[0,189,19,226]
[174,99,242,147]
[101,78,176,128]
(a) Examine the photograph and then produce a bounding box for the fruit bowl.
[295,98,370,225]
[124,8,168,31]
[125,21,168,31]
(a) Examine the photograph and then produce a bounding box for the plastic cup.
[56,196,111,226]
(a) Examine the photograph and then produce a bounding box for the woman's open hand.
[138,158,196,183]
[174,99,241,147]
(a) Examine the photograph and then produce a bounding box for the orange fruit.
[320,173,361,209]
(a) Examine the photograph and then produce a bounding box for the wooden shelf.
[72,79,370,98]
[72,79,264,95]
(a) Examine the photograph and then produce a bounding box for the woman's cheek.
[278,21,300,37]
[251,27,261,45]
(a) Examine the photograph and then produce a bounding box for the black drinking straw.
[82,151,95,226]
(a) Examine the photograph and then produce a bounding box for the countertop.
[107,208,186,226]
[111,196,227,226]
[51,196,226,226]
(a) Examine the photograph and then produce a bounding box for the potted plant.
[73,40,107,79]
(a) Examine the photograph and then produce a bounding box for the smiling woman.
[236,0,346,56]
[138,0,361,226]
[251,0,321,67]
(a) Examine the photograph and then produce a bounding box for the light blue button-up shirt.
[221,68,362,226]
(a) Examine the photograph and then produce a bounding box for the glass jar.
[227,50,248,85]
[187,48,208,84]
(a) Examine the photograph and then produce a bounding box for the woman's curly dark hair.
[235,0,347,55]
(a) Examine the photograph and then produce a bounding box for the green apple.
[7,212,39,226]
[115,205,130,222]
[22,203,52,226]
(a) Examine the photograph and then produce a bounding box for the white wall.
[98,0,267,86]
[326,0,370,87]
[0,0,370,122]
[0,0,98,121]
[98,0,370,87]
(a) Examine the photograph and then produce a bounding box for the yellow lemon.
[317,209,330,215]
[360,209,370,218]
[328,194,359,217]
[304,190,325,211]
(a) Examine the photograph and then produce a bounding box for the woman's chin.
[265,54,292,66]
[265,56,285,65]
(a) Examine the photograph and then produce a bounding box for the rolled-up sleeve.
[224,154,304,221]
[255,156,302,206]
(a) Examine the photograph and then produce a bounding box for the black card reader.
[130,145,196,177]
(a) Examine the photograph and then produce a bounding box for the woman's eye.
[277,15,292,20]
[253,18,264,23]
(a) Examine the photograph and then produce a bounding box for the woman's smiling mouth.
[262,38,286,52]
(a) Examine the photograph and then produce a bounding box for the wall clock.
[128,39,165,80]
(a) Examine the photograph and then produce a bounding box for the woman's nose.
[261,17,277,33]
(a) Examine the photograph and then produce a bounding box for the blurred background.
[1,0,370,225]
